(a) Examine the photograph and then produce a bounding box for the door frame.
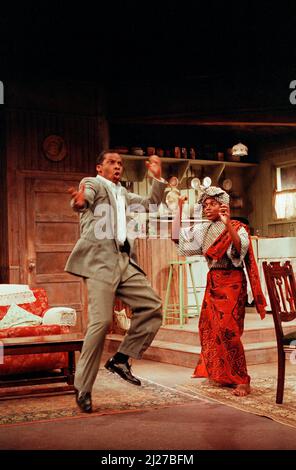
[12,170,89,285]
[8,170,90,331]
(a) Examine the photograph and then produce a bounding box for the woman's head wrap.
[197,186,230,206]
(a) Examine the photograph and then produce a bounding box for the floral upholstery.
[0,288,71,376]
[0,324,70,339]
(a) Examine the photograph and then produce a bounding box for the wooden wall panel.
[36,252,71,274]
[44,281,82,306]
[36,222,79,245]
[7,109,100,174]
[35,192,76,221]
[5,95,105,285]
[0,111,8,282]
[248,143,296,237]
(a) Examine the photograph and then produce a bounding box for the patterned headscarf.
[197,186,230,206]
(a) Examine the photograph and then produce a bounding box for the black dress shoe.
[75,390,92,413]
[104,357,141,386]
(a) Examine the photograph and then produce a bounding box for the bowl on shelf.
[131,147,145,156]
[146,146,156,156]
[181,147,187,158]
[189,148,196,159]
[174,147,181,159]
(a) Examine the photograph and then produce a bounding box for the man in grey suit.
[65,150,166,412]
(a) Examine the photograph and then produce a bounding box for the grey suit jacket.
[65,176,167,283]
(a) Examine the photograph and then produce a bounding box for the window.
[274,164,296,219]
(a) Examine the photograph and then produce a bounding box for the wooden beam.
[111,118,296,127]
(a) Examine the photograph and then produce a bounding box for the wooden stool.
[163,259,200,326]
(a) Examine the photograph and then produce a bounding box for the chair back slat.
[284,276,296,312]
[276,278,287,313]
[263,261,296,329]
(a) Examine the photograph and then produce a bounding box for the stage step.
[154,315,296,346]
[105,335,281,368]
[104,315,296,369]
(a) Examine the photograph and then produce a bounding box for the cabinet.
[120,154,257,183]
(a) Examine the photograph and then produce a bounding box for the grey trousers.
[74,253,162,392]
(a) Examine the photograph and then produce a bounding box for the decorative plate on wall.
[222,178,233,191]
[42,135,67,161]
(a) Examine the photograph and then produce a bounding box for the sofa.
[0,287,76,376]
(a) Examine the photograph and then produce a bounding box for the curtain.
[275,191,296,219]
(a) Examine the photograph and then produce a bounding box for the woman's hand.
[219,203,230,225]
[220,203,241,253]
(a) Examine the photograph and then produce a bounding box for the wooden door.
[25,178,86,332]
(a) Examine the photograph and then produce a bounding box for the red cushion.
[0,324,70,339]
[0,324,71,375]
[0,287,49,320]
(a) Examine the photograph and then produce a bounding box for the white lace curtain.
[275,190,296,219]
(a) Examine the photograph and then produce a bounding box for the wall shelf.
[120,154,258,182]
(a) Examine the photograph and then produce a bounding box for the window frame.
[273,162,296,222]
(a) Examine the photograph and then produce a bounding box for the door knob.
[28,260,36,271]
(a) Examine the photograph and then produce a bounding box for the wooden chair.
[262,261,296,404]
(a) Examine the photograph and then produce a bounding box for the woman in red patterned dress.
[172,187,266,396]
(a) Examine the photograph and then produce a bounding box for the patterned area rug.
[0,369,198,426]
[178,374,296,428]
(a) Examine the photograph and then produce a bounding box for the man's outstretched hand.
[68,183,86,210]
[145,155,162,180]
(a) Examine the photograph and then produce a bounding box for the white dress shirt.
[96,175,126,245]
